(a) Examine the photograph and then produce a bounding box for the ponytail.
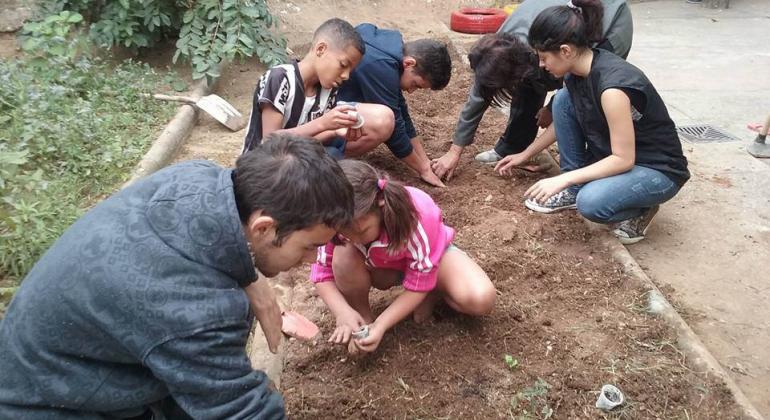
[378,178,418,253]
[528,0,604,52]
[338,160,418,253]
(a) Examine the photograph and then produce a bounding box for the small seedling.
[510,378,553,419]
[504,354,519,370]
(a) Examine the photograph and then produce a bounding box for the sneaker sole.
[475,158,501,165]
[615,234,645,245]
[524,199,577,214]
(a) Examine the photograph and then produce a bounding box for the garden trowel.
[149,93,246,131]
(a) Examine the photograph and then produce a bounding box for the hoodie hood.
[356,23,404,65]
[146,161,256,286]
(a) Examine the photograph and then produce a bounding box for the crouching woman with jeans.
[522,0,689,244]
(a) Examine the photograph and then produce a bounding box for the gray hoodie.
[0,161,285,419]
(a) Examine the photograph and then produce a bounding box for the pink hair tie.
[377,179,388,190]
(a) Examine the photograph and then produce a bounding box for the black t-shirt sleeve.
[257,68,291,115]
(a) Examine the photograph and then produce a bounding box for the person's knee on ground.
[344,104,395,157]
[331,243,370,295]
[448,276,496,316]
[437,249,496,316]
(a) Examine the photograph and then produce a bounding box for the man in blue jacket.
[0,134,353,419]
[338,23,451,187]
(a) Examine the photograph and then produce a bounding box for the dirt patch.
[276,56,741,420]
[173,3,744,417]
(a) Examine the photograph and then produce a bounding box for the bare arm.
[401,136,446,188]
[562,89,635,184]
[261,104,357,141]
[525,89,636,202]
[315,282,367,345]
[495,125,556,175]
[353,290,427,353]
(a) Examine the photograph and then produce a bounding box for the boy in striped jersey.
[243,18,395,156]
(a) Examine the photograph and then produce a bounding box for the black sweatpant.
[493,84,547,157]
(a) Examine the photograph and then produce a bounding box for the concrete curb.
[441,26,764,420]
[588,225,765,420]
[123,77,214,188]
[247,273,295,389]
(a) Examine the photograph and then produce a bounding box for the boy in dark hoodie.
[0,135,353,419]
[337,23,452,187]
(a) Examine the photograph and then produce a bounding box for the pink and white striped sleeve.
[309,243,336,283]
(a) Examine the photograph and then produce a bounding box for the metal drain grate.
[676,124,739,143]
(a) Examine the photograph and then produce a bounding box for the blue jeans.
[324,137,346,160]
[552,89,681,223]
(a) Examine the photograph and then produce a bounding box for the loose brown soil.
[173,3,744,418]
[276,49,742,420]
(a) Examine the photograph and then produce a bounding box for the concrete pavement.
[626,0,770,416]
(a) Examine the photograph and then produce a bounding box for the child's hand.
[323,105,358,131]
[351,322,384,354]
[329,309,366,345]
[333,126,364,143]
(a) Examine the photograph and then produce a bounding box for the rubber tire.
[450,8,507,34]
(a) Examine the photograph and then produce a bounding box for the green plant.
[504,354,519,370]
[0,54,174,282]
[30,0,286,80]
[509,378,553,420]
[20,10,87,62]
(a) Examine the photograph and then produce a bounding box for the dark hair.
[234,133,354,245]
[338,160,418,253]
[403,39,452,90]
[528,0,604,52]
[468,33,537,107]
[314,18,366,55]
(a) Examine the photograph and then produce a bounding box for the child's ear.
[559,44,572,58]
[313,40,328,58]
[402,56,417,69]
[378,199,385,207]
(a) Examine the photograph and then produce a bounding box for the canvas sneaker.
[612,205,660,244]
[524,189,578,213]
[475,149,502,164]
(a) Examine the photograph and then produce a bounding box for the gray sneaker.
[612,206,660,244]
[475,149,502,164]
[524,189,578,213]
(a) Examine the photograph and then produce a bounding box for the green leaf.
[504,354,519,370]
[0,150,29,166]
[66,13,84,23]
[171,80,187,92]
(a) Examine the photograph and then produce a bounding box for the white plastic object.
[351,325,369,339]
[346,110,365,129]
[595,384,625,411]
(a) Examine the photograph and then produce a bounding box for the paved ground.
[625,0,770,416]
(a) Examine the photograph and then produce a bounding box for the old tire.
[450,8,507,34]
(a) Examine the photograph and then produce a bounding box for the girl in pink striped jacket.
[310,160,496,354]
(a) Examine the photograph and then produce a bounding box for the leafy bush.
[0,52,175,281]
[29,0,287,80]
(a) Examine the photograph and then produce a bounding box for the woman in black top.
[522,0,689,243]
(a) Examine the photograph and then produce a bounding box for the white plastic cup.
[351,325,369,339]
[595,384,625,411]
[338,101,364,129]
[346,110,365,129]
